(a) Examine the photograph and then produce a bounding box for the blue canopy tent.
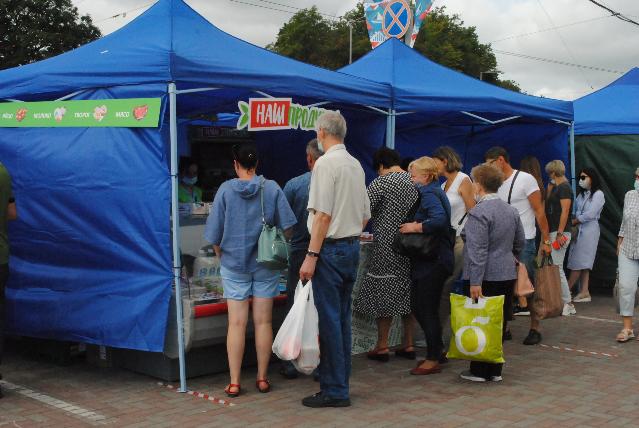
[0,0,391,391]
[573,68,639,288]
[340,38,575,184]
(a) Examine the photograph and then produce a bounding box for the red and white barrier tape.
[158,383,235,407]
[539,343,618,358]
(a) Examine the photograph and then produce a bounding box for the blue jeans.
[521,239,537,281]
[313,240,359,400]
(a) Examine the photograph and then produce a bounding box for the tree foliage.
[268,5,520,92]
[0,0,101,70]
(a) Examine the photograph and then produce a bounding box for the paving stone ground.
[1,295,638,427]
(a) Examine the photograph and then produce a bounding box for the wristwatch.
[307,250,320,258]
[543,240,552,246]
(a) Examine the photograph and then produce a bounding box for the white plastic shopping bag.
[292,283,320,375]
[272,281,311,361]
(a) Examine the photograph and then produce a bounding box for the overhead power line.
[536,0,593,88]
[586,0,639,26]
[228,0,339,20]
[494,49,624,74]
[490,15,612,43]
[95,2,154,23]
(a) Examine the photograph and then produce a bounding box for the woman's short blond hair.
[545,160,566,177]
[409,156,439,182]
[471,163,504,193]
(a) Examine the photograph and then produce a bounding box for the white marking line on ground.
[158,382,234,407]
[539,343,619,358]
[575,315,623,324]
[0,380,107,423]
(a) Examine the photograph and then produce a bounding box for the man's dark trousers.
[313,240,359,400]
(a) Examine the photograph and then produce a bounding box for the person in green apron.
[178,160,202,203]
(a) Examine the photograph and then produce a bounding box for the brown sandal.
[224,383,241,397]
[256,379,271,393]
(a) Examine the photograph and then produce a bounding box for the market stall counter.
[115,237,394,381]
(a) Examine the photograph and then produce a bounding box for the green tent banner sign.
[236,98,332,132]
[0,98,162,128]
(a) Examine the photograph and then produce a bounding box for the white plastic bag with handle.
[292,283,320,375]
[272,281,311,360]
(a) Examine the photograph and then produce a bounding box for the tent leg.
[390,109,396,150]
[169,82,188,393]
[570,122,576,196]
[385,109,392,148]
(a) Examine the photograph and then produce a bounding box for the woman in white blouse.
[616,167,639,342]
[567,168,605,302]
[433,146,476,328]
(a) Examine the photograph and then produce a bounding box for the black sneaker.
[513,305,530,316]
[503,330,512,341]
[302,392,351,408]
[523,329,542,345]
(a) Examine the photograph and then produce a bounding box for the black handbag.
[392,232,440,260]
[392,190,455,260]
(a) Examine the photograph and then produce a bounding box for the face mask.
[550,179,556,185]
[317,140,325,153]
[634,179,639,192]
[182,176,197,186]
[578,178,590,190]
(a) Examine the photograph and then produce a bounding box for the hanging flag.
[364,0,413,49]
[409,0,434,47]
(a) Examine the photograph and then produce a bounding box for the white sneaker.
[562,303,576,316]
[490,375,503,382]
[573,294,592,303]
[460,371,486,382]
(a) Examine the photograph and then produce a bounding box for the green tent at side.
[574,68,639,289]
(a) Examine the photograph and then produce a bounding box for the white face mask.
[317,140,325,153]
[550,178,556,185]
[578,178,590,190]
[634,179,639,192]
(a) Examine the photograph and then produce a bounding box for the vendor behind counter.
[179,158,203,203]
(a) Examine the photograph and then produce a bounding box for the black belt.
[324,236,359,245]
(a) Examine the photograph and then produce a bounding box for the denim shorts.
[220,265,280,301]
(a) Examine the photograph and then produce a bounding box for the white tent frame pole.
[366,105,390,115]
[385,108,393,148]
[570,121,576,196]
[390,109,397,149]
[56,90,86,101]
[168,82,188,394]
[175,87,220,95]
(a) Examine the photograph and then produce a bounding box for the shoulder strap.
[508,170,520,205]
[260,177,266,224]
[458,212,468,226]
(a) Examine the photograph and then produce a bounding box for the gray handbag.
[256,178,289,270]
